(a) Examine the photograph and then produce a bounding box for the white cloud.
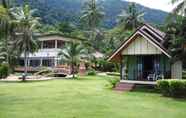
[126,0,174,12]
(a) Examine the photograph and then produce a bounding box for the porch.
[121,55,171,81]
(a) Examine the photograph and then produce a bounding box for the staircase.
[114,82,135,91]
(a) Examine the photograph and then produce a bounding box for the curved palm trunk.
[72,64,75,79]
[2,0,8,8]
[23,50,27,81]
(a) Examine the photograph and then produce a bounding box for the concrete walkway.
[0,75,53,82]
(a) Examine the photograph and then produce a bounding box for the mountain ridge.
[16,0,169,28]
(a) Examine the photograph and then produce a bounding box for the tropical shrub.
[169,80,186,97]
[0,63,10,79]
[157,80,170,96]
[87,68,96,75]
[107,77,120,88]
[97,59,118,72]
[157,80,186,98]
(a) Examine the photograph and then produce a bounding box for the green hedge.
[157,80,186,98]
[87,68,96,76]
[0,63,10,79]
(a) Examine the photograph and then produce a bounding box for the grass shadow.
[131,85,160,94]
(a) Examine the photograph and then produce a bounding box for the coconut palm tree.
[172,0,186,16]
[11,3,40,81]
[0,0,17,66]
[0,4,8,61]
[80,0,104,42]
[58,42,87,79]
[118,2,144,30]
[163,15,186,64]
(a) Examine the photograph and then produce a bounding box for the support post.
[40,59,43,67]
[55,40,57,49]
[120,62,122,80]
[54,58,57,67]
[120,56,123,80]
[41,41,43,49]
[28,59,30,67]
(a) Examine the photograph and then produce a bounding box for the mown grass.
[0,75,186,118]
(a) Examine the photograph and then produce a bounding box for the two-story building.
[19,34,77,68]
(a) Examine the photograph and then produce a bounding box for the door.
[143,56,154,79]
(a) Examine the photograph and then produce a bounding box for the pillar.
[54,58,57,67]
[40,58,43,67]
[28,59,30,67]
[55,40,58,49]
[41,41,43,49]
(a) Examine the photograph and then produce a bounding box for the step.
[114,83,135,91]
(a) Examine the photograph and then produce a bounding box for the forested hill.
[16,0,169,28]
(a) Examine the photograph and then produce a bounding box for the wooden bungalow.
[108,24,183,82]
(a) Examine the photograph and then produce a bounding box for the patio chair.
[147,74,156,81]
[156,74,164,80]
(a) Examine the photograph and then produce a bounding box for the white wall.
[122,37,162,55]
[171,61,182,79]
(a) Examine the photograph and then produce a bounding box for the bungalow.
[108,24,183,81]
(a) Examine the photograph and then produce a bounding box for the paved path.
[0,75,53,82]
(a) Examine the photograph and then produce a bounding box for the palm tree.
[163,15,186,64]
[172,0,186,16]
[0,1,11,63]
[58,42,87,79]
[0,4,8,61]
[11,3,40,81]
[80,0,104,42]
[118,2,144,30]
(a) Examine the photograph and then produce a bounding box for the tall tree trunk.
[71,63,75,79]
[23,50,27,81]
[5,36,9,64]
[2,0,7,8]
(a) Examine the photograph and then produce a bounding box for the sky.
[126,0,175,12]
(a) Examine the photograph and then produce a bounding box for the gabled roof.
[107,24,171,62]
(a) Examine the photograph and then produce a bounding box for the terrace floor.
[120,80,157,85]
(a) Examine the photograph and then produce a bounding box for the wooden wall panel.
[122,37,162,55]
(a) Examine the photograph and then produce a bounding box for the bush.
[169,80,186,97]
[157,80,186,98]
[87,68,96,76]
[107,77,120,88]
[157,80,170,96]
[97,59,118,72]
[0,63,10,79]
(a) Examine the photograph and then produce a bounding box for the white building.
[19,34,77,67]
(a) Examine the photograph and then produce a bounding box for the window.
[43,40,55,49]
[42,59,54,67]
[57,40,65,48]
[30,60,40,67]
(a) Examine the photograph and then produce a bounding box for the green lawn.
[0,76,186,118]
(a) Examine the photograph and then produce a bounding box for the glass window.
[30,60,40,67]
[57,40,65,48]
[42,59,54,67]
[43,40,55,49]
